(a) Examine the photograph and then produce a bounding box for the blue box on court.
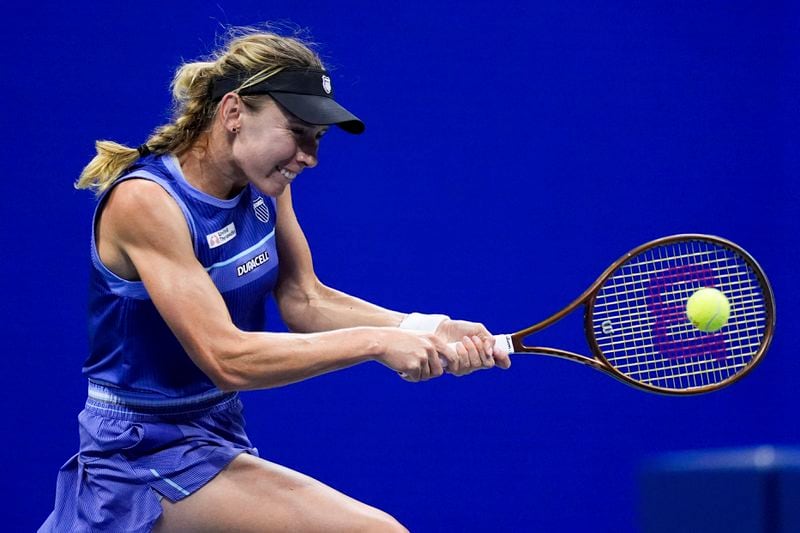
[639,446,800,533]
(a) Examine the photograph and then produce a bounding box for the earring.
[231,127,239,134]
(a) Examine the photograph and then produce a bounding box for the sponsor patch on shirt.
[206,222,237,249]
[237,251,270,277]
[253,197,271,223]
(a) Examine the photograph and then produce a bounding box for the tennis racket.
[473,234,775,395]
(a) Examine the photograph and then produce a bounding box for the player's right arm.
[97,179,452,389]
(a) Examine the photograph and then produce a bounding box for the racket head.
[585,234,775,395]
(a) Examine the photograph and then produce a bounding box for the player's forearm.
[212,326,388,391]
[277,282,405,332]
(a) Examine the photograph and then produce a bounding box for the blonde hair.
[76,27,324,194]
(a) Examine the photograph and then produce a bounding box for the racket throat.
[524,346,607,372]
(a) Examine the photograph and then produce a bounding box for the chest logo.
[206,222,237,249]
[253,197,271,223]
[237,251,270,277]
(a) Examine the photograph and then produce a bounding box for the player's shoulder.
[102,178,187,242]
[105,178,180,217]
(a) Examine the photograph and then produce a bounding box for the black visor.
[211,68,365,134]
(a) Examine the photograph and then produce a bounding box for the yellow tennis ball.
[686,288,730,332]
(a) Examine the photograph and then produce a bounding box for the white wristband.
[398,312,450,333]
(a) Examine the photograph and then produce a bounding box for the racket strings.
[596,263,758,293]
[593,301,766,348]
[614,247,759,388]
[590,240,769,391]
[614,265,757,387]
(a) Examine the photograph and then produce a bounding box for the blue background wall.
[4,1,797,531]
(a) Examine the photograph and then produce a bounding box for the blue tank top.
[83,154,280,398]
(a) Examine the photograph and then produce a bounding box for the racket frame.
[506,234,776,395]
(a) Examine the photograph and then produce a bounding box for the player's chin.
[252,178,288,198]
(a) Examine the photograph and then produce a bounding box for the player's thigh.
[152,452,408,533]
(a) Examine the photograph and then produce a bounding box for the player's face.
[232,97,327,197]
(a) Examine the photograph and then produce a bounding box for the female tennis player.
[40,28,511,532]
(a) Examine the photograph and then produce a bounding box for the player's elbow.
[196,333,254,392]
[210,366,249,393]
[201,360,244,393]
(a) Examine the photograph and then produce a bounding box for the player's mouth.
[276,166,297,182]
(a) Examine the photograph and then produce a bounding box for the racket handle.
[494,334,514,354]
[437,334,515,369]
[398,335,513,377]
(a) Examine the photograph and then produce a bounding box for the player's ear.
[218,93,243,133]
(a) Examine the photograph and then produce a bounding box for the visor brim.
[270,92,365,134]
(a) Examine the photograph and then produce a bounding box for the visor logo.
[252,197,271,223]
[321,75,332,94]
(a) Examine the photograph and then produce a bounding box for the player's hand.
[436,319,512,373]
[374,329,458,382]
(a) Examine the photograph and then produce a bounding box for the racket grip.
[398,335,513,377]
[438,334,514,369]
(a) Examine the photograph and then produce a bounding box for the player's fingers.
[429,345,444,378]
[399,369,416,382]
[446,342,468,375]
[429,335,456,375]
[469,335,491,367]
[494,351,511,369]
[456,341,474,375]
[416,335,443,381]
[482,335,494,356]
[476,335,494,368]
[463,336,481,369]
[454,341,471,371]
[419,353,432,381]
[492,336,512,369]
[441,342,460,374]
[398,363,420,382]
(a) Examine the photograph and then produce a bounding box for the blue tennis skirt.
[39,382,258,532]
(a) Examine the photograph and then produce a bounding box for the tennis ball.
[686,288,730,332]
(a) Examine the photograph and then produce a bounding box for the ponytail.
[75,141,142,194]
[76,27,324,195]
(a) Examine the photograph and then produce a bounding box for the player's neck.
[179,135,246,200]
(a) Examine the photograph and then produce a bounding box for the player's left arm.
[273,186,509,371]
